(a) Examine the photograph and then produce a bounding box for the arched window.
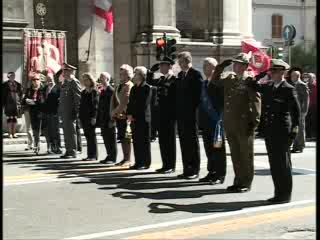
[272,14,283,38]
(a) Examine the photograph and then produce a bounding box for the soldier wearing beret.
[148,57,177,174]
[58,63,82,158]
[212,53,261,193]
[248,59,300,203]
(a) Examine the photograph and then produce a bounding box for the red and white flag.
[241,40,270,76]
[94,0,113,33]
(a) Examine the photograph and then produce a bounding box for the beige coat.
[111,80,134,118]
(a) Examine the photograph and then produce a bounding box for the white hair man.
[97,71,118,165]
[198,57,226,185]
[176,51,203,179]
[111,64,135,166]
[126,66,153,170]
[290,70,309,153]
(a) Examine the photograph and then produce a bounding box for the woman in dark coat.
[22,74,45,154]
[127,66,152,170]
[2,72,23,138]
[79,73,99,161]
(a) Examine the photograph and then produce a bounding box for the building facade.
[252,0,317,50]
[3,0,254,132]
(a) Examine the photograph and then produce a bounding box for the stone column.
[220,0,241,46]
[239,0,253,39]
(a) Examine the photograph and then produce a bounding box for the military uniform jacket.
[213,70,261,133]
[250,80,300,133]
[111,80,134,117]
[127,82,152,123]
[148,73,176,121]
[292,80,309,115]
[58,77,82,120]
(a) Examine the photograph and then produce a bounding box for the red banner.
[241,40,270,76]
[23,30,66,81]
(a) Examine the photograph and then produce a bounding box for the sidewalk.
[2,129,103,146]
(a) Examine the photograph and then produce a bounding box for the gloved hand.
[288,126,299,146]
[220,59,233,68]
[255,71,268,81]
[91,118,96,126]
[150,63,160,72]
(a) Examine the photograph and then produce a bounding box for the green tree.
[290,42,317,72]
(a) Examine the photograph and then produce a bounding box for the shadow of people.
[112,189,228,200]
[148,200,269,214]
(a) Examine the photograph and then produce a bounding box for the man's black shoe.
[177,174,186,179]
[60,154,77,159]
[291,148,303,153]
[267,196,291,204]
[135,166,150,170]
[100,160,116,165]
[155,168,165,173]
[227,185,250,192]
[199,174,215,183]
[162,169,175,174]
[185,174,199,180]
[210,177,225,185]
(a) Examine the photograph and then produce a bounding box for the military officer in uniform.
[148,57,177,174]
[248,59,300,203]
[59,63,82,158]
[212,53,261,192]
[290,70,309,153]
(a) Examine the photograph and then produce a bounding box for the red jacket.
[308,81,317,107]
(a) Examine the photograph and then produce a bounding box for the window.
[272,14,283,38]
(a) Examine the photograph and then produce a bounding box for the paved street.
[3,137,316,239]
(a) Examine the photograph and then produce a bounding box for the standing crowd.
[2,51,317,204]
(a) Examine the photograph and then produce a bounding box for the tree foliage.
[290,42,317,72]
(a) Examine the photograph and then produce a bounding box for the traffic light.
[156,38,165,61]
[166,38,177,60]
[276,47,284,59]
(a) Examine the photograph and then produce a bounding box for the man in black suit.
[175,51,203,179]
[43,73,62,154]
[148,57,177,174]
[97,72,118,165]
[249,59,300,204]
[127,66,152,170]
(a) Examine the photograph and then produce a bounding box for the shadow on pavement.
[148,200,269,214]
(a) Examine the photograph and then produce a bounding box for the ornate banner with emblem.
[23,29,66,87]
[241,40,271,77]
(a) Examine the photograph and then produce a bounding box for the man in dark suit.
[127,66,152,170]
[43,73,62,154]
[97,72,118,165]
[175,51,203,179]
[198,57,226,184]
[148,57,177,174]
[249,59,300,204]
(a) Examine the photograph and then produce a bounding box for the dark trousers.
[101,126,117,162]
[202,130,226,177]
[177,120,201,175]
[265,130,292,198]
[45,113,61,149]
[158,120,176,170]
[76,118,82,151]
[131,121,151,167]
[81,121,98,159]
[306,106,317,139]
[29,109,43,148]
